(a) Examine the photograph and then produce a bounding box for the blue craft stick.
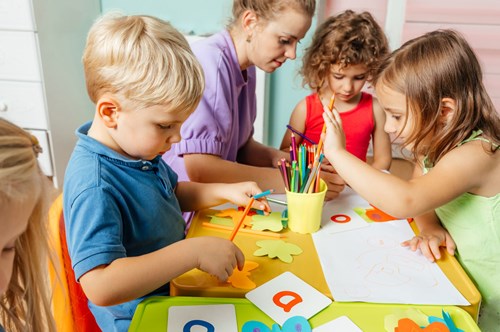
[253,189,274,199]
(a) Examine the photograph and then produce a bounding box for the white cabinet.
[0,0,100,187]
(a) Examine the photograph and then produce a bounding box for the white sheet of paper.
[167,304,238,332]
[321,187,370,233]
[313,316,362,332]
[245,271,332,326]
[312,219,469,305]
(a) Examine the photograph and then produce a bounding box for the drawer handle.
[0,101,8,112]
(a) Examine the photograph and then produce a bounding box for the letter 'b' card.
[167,304,238,332]
[245,272,332,325]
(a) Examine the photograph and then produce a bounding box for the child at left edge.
[62,13,270,331]
[281,10,392,172]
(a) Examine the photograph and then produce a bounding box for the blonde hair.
[374,29,500,165]
[83,13,204,114]
[229,0,316,28]
[0,118,56,332]
[301,10,389,91]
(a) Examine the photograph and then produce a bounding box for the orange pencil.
[316,93,335,159]
[203,222,285,238]
[229,197,254,241]
[327,93,336,111]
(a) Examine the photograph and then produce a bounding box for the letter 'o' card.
[167,304,238,332]
[245,272,332,325]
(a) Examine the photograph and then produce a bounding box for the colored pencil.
[229,197,254,241]
[253,189,274,199]
[303,154,324,193]
[315,94,335,160]
[299,164,312,193]
[203,222,285,238]
[286,124,317,145]
[277,160,289,191]
[266,197,287,206]
[291,133,297,162]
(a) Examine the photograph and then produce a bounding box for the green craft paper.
[207,215,235,227]
[251,212,284,232]
[253,240,302,263]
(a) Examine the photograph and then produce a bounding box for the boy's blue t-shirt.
[63,122,186,331]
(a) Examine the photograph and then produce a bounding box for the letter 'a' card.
[245,272,332,325]
[167,304,238,332]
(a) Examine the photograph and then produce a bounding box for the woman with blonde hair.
[0,118,56,332]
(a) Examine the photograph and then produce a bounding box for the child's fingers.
[401,236,420,251]
[235,246,245,271]
[418,243,437,262]
[322,110,335,128]
[330,107,343,126]
[400,239,412,248]
[253,199,271,214]
[444,233,456,256]
[410,239,421,252]
[428,238,442,260]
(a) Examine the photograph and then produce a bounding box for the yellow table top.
[170,208,481,321]
[171,208,331,298]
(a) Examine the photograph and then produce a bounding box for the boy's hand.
[192,237,245,281]
[225,182,271,214]
[401,226,456,262]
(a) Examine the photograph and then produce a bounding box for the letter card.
[245,272,331,325]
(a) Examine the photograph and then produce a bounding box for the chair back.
[49,194,101,332]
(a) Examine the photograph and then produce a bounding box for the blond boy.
[63,14,269,331]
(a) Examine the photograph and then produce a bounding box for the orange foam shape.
[395,318,450,332]
[227,261,259,290]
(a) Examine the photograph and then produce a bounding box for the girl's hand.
[322,107,347,156]
[192,237,245,281]
[401,226,456,262]
[225,182,271,214]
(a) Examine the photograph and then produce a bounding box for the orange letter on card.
[272,291,303,312]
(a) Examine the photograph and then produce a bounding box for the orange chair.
[49,194,101,332]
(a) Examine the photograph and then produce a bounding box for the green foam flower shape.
[253,240,303,263]
[251,212,284,232]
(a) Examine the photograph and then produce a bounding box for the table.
[170,207,331,298]
[129,296,480,332]
[170,196,481,320]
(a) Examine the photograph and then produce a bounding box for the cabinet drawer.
[0,31,41,81]
[0,80,47,129]
[28,129,53,177]
[0,0,35,31]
